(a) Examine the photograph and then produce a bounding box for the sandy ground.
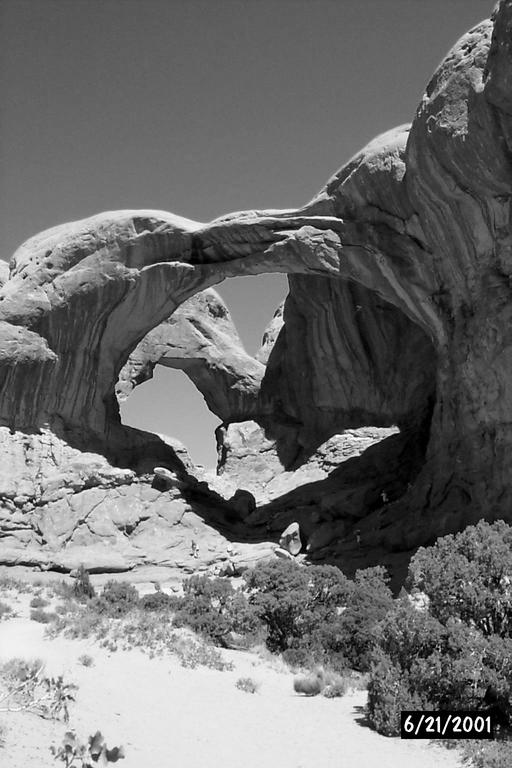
[0,594,463,768]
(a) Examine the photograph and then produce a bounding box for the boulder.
[279,522,302,556]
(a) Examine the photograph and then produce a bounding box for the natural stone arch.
[2,2,512,565]
[116,288,265,425]
[0,126,434,441]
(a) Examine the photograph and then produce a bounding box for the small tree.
[72,566,95,601]
[407,521,512,636]
[91,582,139,617]
[335,567,394,671]
[173,575,260,645]
[243,560,321,653]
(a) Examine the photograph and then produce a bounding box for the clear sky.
[1,0,495,467]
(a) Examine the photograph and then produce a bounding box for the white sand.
[0,610,463,768]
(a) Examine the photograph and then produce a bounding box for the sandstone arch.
[2,3,512,574]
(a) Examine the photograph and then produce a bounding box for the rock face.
[259,276,435,467]
[211,421,399,505]
[1,4,512,583]
[0,262,9,287]
[117,288,264,423]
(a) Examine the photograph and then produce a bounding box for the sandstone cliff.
[1,3,511,583]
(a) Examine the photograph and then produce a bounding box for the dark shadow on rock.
[245,427,426,536]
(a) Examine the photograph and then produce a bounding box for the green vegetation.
[77,654,94,668]
[30,608,57,623]
[30,595,49,609]
[235,677,259,694]
[3,519,512,767]
[173,573,261,647]
[366,520,512,768]
[51,730,124,766]
[0,658,76,723]
[72,567,96,601]
[241,561,392,672]
[0,600,13,621]
[89,581,138,617]
[48,579,233,671]
[408,520,512,635]
[461,740,512,768]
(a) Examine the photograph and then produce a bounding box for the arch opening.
[115,263,437,525]
[117,273,289,471]
[120,366,220,468]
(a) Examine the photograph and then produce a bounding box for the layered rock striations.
[2,3,512,581]
[258,276,435,467]
[117,288,264,423]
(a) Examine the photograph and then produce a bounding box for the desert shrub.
[140,591,177,612]
[223,589,263,639]
[30,608,57,624]
[0,600,13,621]
[0,658,76,723]
[172,576,233,643]
[50,580,76,600]
[235,677,259,694]
[91,581,139,617]
[408,520,512,636]
[281,647,313,669]
[374,600,447,670]
[243,560,315,652]
[100,640,118,653]
[293,667,325,696]
[369,609,475,736]
[172,575,261,645]
[367,651,423,736]
[243,561,390,671]
[462,740,512,768]
[52,605,172,656]
[0,576,31,593]
[72,566,96,601]
[367,597,512,736]
[49,609,109,640]
[77,654,94,668]
[243,561,350,655]
[322,679,347,698]
[361,521,512,739]
[119,613,173,652]
[30,595,49,609]
[335,567,394,671]
[1,658,44,686]
[365,522,512,737]
[169,634,234,671]
[51,730,125,766]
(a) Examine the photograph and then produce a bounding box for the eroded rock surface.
[2,4,512,584]
[117,288,264,422]
[0,262,9,287]
[209,422,399,505]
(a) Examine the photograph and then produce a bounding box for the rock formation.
[278,522,302,556]
[117,288,264,423]
[2,3,512,584]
